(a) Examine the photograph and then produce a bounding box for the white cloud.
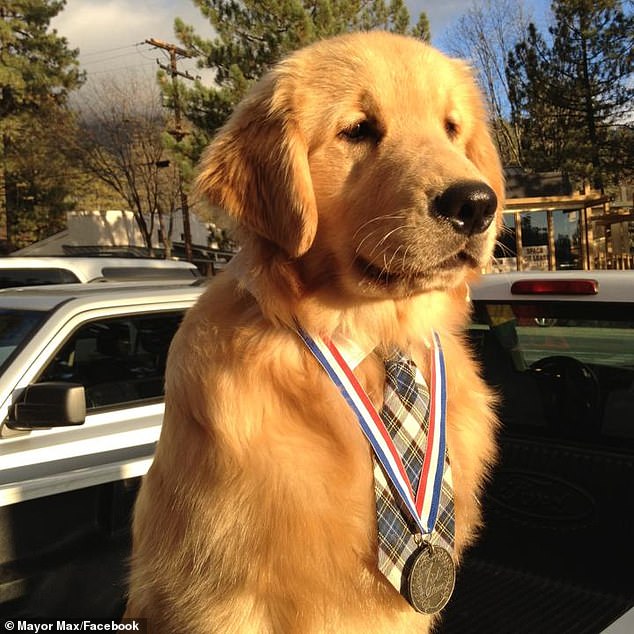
[52,0,211,80]
[54,1,164,53]
[51,0,550,84]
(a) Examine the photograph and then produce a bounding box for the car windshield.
[469,301,634,446]
[0,309,49,375]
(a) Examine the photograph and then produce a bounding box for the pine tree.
[163,0,431,174]
[507,0,633,190]
[0,0,84,251]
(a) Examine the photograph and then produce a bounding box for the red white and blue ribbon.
[296,327,447,537]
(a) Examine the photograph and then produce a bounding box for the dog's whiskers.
[386,244,404,275]
[493,239,514,257]
[354,215,410,258]
[356,226,389,258]
[365,223,422,269]
[402,244,414,273]
[367,226,408,261]
[352,214,409,241]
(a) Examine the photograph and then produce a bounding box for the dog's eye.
[340,120,379,143]
[445,119,460,140]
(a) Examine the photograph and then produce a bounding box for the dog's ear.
[196,73,317,258]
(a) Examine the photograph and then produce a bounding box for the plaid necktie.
[374,349,455,597]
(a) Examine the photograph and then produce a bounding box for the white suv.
[0,282,204,507]
[0,257,201,288]
[0,282,204,617]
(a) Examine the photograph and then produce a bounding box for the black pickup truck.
[441,271,634,634]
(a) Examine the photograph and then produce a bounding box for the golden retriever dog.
[125,31,503,633]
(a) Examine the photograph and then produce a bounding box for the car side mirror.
[7,382,86,430]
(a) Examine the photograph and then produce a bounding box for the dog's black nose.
[433,181,497,236]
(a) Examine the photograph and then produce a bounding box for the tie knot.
[384,350,417,401]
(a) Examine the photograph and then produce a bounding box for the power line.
[87,62,157,76]
[79,44,168,73]
[134,43,160,61]
[80,44,141,59]
[81,51,149,67]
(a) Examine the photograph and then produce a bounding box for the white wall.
[67,210,210,248]
[14,209,212,255]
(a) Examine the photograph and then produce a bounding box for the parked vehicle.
[0,282,204,617]
[1,272,632,629]
[441,270,634,634]
[0,256,201,288]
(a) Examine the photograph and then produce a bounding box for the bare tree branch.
[64,72,181,253]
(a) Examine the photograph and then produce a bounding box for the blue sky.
[52,0,554,81]
[408,0,552,37]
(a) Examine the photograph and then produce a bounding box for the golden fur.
[125,31,504,633]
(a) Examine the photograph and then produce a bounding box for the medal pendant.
[407,543,456,614]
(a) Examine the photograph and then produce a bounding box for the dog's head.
[197,32,504,305]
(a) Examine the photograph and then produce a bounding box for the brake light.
[511,279,599,295]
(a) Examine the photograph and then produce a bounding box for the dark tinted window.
[38,311,184,409]
[0,268,79,288]
[470,301,634,446]
[100,267,199,280]
[0,309,48,374]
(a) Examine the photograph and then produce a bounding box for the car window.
[469,301,634,446]
[37,311,184,409]
[100,267,200,281]
[0,268,80,288]
[0,309,49,373]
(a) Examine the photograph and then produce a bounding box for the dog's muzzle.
[432,181,497,236]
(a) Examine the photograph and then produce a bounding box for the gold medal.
[407,543,456,614]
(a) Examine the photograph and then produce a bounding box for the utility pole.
[145,37,196,262]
